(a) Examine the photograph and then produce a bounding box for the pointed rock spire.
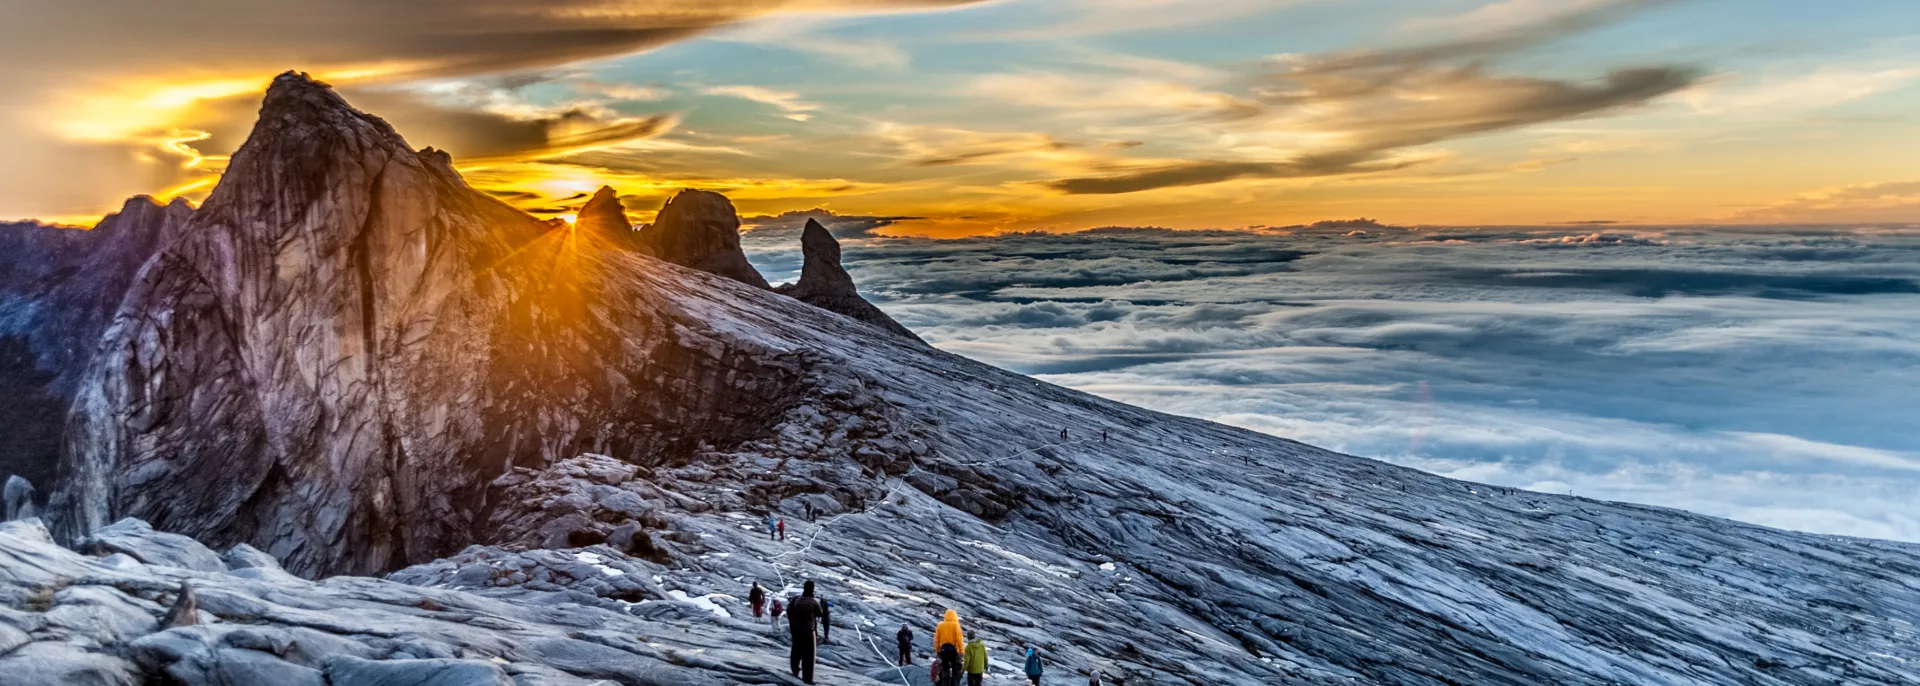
[636,190,770,289]
[775,219,922,342]
[575,186,638,249]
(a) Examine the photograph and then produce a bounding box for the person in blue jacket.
[1024,645,1044,685]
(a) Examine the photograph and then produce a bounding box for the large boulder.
[636,190,771,289]
[4,475,34,521]
[775,219,921,342]
[79,519,225,573]
[0,640,141,686]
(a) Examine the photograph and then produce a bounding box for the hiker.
[934,609,964,656]
[805,501,815,522]
[765,514,777,541]
[770,598,784,633]
[1024,646,1043,685]
[934,609,964,686]
[787,581,824,684]
[938,642,963,686]
[1101,429,1108,443]
[964,631,988,686]
[748,582,766,618]
[930,655,945,686]
[1060,428,1068,441]
[819,597,832,643]
[1087,669,1104,686]
[896,624,914,665]
[778,518,786,541]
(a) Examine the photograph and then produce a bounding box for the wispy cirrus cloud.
[702,85,824,121]
[1032,1,1701,194]
[1736,180,1920,223]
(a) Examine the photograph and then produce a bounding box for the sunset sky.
[8,0,1920,233]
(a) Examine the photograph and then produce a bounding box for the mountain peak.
[637,189,771,289]
[243,70,406,156]
[575,186,638,250]
[775,218,922,342]
[792,218,856,295]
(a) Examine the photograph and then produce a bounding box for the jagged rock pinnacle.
[791,219,857,295]
[637,189,771,289]
[575,186,638,250]
[775,219,922,342]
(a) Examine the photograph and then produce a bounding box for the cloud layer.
[744,223,1920,541]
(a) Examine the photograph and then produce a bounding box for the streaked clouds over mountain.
[8,0,1920,231]
[744,224,1920,541]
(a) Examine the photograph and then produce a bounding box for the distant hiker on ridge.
[787,580,824,684]
[778,518,787,541]
[748,582,766,618]
[897,624,914,665]
[770,598,784,633]
[964,630,989,686]
[765,513,777,541]
[1060,428,1068,441]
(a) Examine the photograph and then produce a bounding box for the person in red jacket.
[778,518,786,541]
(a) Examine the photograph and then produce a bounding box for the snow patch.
[667,590,733,618]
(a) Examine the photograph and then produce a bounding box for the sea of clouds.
[742,222,1920,542]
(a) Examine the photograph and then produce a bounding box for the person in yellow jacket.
[963,631,989,686]
[934,609,964,686]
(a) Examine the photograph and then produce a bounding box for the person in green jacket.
[964,631,989,686]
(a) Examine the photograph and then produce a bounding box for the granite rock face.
[0,518,814,686]
[47,73,818,578]
[0,197,193,488]
[775,219,922,342]
[637,189,772,289]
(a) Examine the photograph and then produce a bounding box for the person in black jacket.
[786,580,824,684]
[748,582,766,618]
[896,624,914,665]
[938,641,963,686]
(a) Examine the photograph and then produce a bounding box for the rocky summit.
[574,186,640,251]
[637,189,772,290]
[775,219,923,343]
[1,72,1919,686]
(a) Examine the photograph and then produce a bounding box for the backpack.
[930,659,941,684]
